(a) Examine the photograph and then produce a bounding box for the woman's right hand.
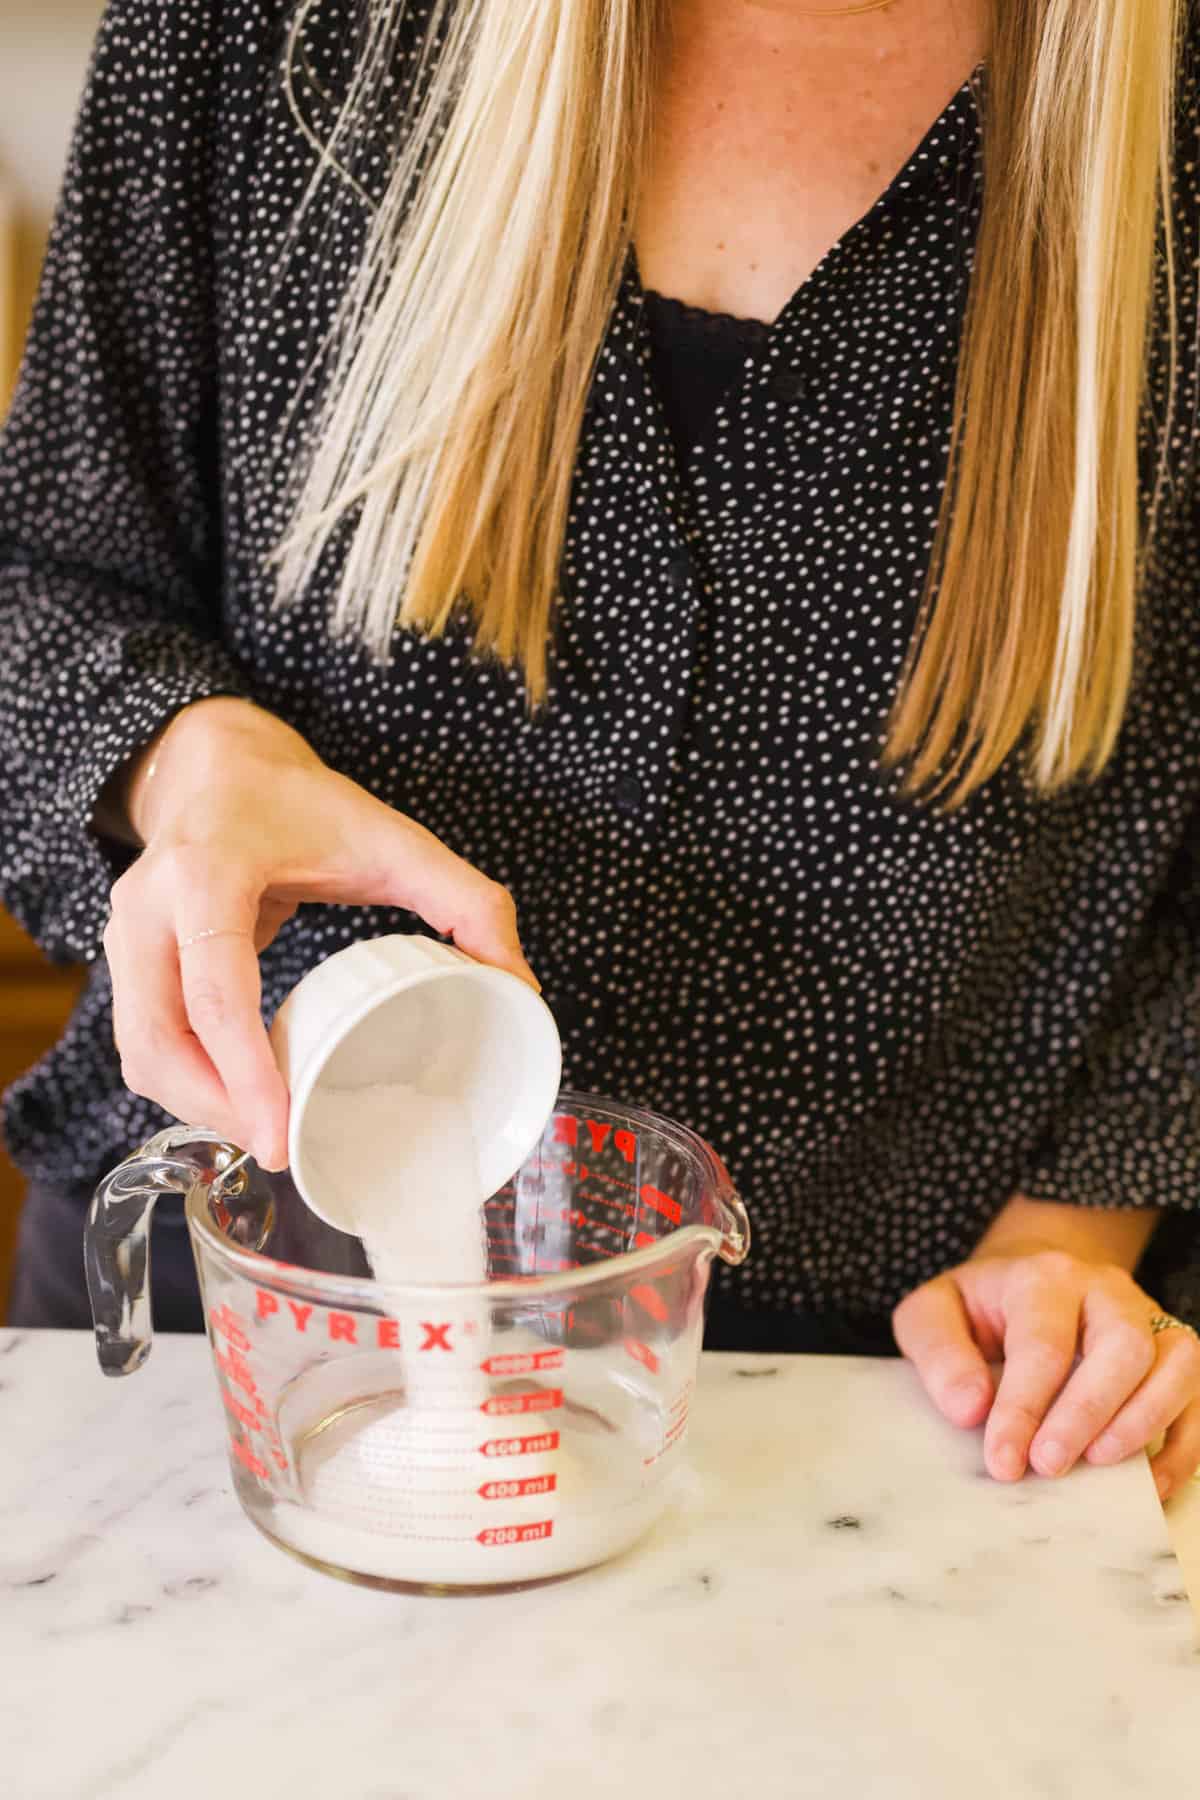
[101,697,539,1170]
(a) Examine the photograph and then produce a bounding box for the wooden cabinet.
[1,174,86,1317]
[0,915,84,1319]
[0,171,15,409]
[1,166,42,415]
[1,15,110,1315]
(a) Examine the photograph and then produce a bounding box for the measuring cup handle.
[700,1142,751,1269]
[717,1189,752,1267]
[85,1127,243,1377]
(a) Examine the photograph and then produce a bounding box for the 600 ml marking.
[479,1430,560,1457]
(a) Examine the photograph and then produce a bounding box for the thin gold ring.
[178,928,253,954]
[1149,1312,1199,1341]
[795,0,896,14]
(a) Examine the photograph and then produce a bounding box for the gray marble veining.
[0,1330,1195,1799]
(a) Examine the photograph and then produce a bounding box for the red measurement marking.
[477,1521,554,1547]
[479,1430,560,1457]
[624,1337,660,1374]
[222,1387,264,1431]
[230,1436,269,1482]
[481,1388,563,1417]
[215,1345,257,1398]
[478,1475,557,1501]
[634,1231,656,1250]
[208,1304,250,1352]
[582,1171,637,1194]
[479,1350,564,1376]
[639,1184,682,1226]
[630,1282,670,1323]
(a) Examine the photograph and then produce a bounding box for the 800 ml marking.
[481,1387,563,1417]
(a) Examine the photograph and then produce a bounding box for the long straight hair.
[266,0,1184,804]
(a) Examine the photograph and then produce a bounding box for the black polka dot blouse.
[3,0,1200,1343]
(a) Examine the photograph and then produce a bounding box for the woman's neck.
[636,0,989,321]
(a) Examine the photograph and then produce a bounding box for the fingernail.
[1035,1440,1068,1476]
[993,1443,1023,1480]
[952,1376,990,1406]
[1091,1432,1120,1463]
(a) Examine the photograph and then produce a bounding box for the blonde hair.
[266,0,1184,804]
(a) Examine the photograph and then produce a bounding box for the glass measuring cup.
[85,1090,750,1591]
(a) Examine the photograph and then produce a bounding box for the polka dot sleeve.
[0,0,250,963]
[1019,821,1200,1217]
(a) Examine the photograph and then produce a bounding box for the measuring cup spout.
[85,1128,250,1376]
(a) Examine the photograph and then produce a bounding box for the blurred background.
[0,0,106,1317]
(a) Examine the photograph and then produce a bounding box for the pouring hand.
[100,697,539,1170]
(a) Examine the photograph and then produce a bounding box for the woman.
[2,0,1199,1500]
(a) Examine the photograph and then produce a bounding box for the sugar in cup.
[268,933,562,1231]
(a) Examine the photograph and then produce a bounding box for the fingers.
[982,1255,1082,1480]
[1026,1279,1156,1477]
[892,1277,995,1428]
[1088,1324,1200,1494]
[254,897,298,954]
[106,852,290,1170]
[175,896,290,1171]
[351,802,541,991]
[106,753,539,1174]
[897,1244,1200,1495]
[1150,1395,1200,1502]
[107,907,237,1135]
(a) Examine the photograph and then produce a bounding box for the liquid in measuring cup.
[240,1084,691,1585]
[237,1344,686,1586]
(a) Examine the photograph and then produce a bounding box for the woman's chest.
[633,0,989,320]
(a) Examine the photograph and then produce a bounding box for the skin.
[102,0,1200,1501]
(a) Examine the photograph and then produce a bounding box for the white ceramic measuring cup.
[268,934,562,1228]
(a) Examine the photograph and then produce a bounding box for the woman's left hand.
[893,1244,1200,1502]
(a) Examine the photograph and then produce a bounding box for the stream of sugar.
[286,1083,613,1580]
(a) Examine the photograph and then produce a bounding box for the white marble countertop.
[1,1329,1196,1799]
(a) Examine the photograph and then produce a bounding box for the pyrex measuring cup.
[85,1091,750,1591]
